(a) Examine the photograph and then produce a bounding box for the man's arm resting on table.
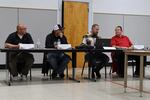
[5,43,19,49]
[112,45,134,49]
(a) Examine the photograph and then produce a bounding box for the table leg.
[124,54,128,93]
[69,51,80,82]
[83,57,96,82]
[5,52,11,86]
[139,56,144,97]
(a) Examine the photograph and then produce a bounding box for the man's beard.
[92,33,98,37]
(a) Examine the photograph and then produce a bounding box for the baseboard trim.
[0,64,43,69]
[0,62,149,69]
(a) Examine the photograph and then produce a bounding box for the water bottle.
[36,38,41,49]
[57,39,61,45]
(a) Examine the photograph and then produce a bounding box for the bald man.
[5,24,34,81]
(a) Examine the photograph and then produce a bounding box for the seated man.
[82,24,109,79]
[45,24,70,79]
[5,24,34,81]
[111,26,140,77]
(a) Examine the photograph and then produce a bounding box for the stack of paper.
[133,45,144,50]
[103,47,116,50]
[57,44,72,50]
[19,43,35,49]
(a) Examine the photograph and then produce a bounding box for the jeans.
[47,52,70,75]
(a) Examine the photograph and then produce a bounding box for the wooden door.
[63,1,89,68]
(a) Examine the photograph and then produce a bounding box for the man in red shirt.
[111,26,140,77]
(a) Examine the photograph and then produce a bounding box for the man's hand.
[5,43,19,49]
[59,32,63,38]
[128,46,134,50]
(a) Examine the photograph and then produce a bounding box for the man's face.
[115,27,122,36]
[17,25,27,35]
[92,26,99,36]
[54,30,62,37]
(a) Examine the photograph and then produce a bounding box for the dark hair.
[116,26,123,31]
[92,24,99,29]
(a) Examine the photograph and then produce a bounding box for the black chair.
[42,53,69,79]
[81,38,111,79]
[110,54,147,77]
[131,56,147,77]
[9,61,32,82]
[101,38,136,76]
[81,55,108,79]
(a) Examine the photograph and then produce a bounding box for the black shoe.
[133,72,139,77]
[95,71,101,79]
[133,74,139,78]
[52,72,57,79]
[118,74,124,78]
[91,71,95,79]
[59,74,65,79]
[134,71,140,77]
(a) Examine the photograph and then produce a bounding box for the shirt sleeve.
[111,37,116,46]
[126,36,133,46]
[27,33,34,44]
[60,35,68,44]
[5,34,14,44]
[82,37,86,44]
[45,34,54,48]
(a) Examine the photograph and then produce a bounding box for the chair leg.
[66,66,69,79]
[49,69,52,80]
[132,60,135,76]
[81,61,86,76]
[143,66,145,77]
[88,66,92,79]
[105,65,107,78]
[9,72,12,82]
[30,68,32,81]
[109,66,112,75]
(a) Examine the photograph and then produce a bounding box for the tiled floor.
[0,67,150,100]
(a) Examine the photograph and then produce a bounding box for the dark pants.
[47,53,70,75]
[85,52,109,73]
[114,51,140,76]
[9,52,34,76]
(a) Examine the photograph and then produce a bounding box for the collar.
[115,35,125,38]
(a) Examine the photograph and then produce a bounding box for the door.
[63,1,89,68]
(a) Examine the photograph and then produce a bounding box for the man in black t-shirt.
[5,24,34,81]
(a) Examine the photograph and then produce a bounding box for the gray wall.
[0,8,18,64]
[0,7,57,64]
[1,9,150,64]
[94,13,124,38]
[94,13,150,60]
[94,13,150,46]
[18,9,57,64]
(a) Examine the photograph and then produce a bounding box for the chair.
[81,38,111,79]
[131,56,147,77]
[110,53,147,77]
[17,61,32,80]
[81,57,108,79]
[110,51,136,76]
[42,53,69,79]
[9,61,32,82]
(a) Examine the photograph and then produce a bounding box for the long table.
[124,50,150,97]
[0,48,119,85]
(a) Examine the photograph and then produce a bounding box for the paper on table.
[57,44,72,50]
[103,47,116,50]
[133,45,144,50]
[19,43,35,49]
